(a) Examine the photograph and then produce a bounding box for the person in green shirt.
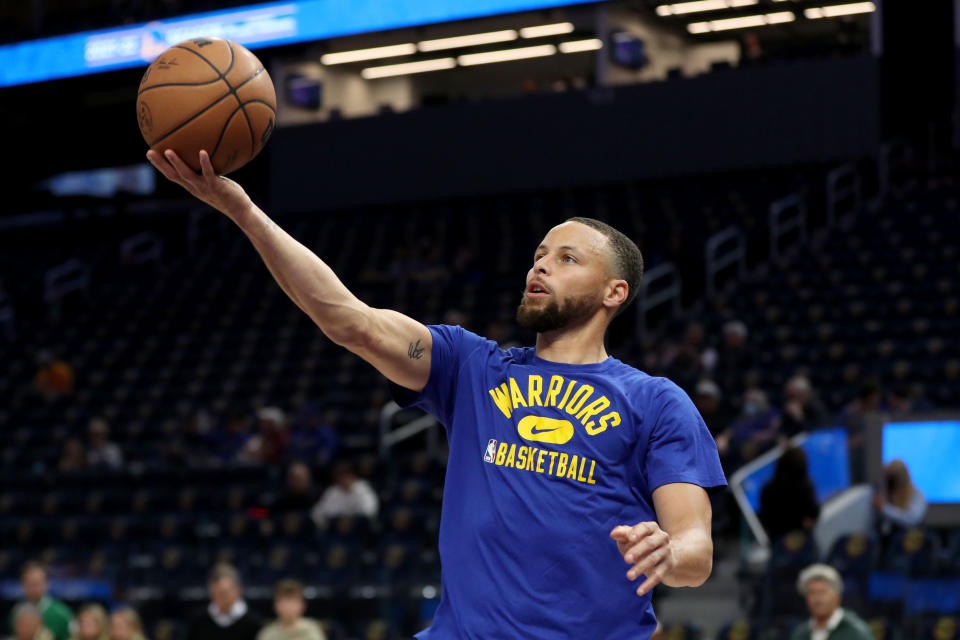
[10,561,75,640]
[790,564,873,640]
[256,580,325,640]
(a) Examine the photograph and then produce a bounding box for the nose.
[533,254,549,275]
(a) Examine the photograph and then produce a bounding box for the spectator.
[692,379,732,441]
[723,388,781,464]
[58,438,87,474]
[11,603,53,640]
[211,410,253,463]
[86,419,122,470]
[71,605,108,640]
[780,375,827,438]
[712,320,757,399]
[759,447,820,542]
[239,407,289,465]
[790,564,872,640]
[310,461,378,529]
[287,405,338,466]
[10,562,73,640]
[256,580,325,640]
[271,463,320,514]
[874,459,927,532]
[663,322,709,392]
[109,608,145,640]
[33,350,74,400]
[186,564,262,640]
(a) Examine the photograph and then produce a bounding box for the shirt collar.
[208,600,247,627]
[810,607,844,632]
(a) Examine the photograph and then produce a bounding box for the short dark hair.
[566,217,644,315]
[274,579,304,599]
[208,563,241,586]
[21,560,46,579]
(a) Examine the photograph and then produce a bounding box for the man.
[186,564,262,640]
[791,564,872,640]
[272,462,320,513]
[309,461,378,529]
[10,562,72,640]
[148,149,726,638]
[11,603,54,640]
[256,580,325,640]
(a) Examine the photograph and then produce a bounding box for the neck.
[534,320,608,364]
[279,618,298,629]
[217,601,236,615]
[813,609,837,629]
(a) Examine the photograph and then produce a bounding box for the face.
[274,595,305,621]
[517,222,623,333]
[288,465,310,493]
[78,611,103,639]
[209,577,240,612]
[110,613,132,640]
[334,470,355,490]
[15,611,42,640]
[805,579,840,620]
[21,568,46,602]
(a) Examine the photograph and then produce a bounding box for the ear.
[602,279,629,311]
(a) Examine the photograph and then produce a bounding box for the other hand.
[610,521,676,596]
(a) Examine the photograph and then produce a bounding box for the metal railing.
[769,193,807,262]
[637,262,681,339]
[705,226,745,299]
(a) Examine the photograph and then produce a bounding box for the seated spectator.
[713,320,757,398]
[109,607,145,640]
[759,447,820,542]
[722,388,780,464]
[187,564,262,640]
[58,438,87,474]
[11,603,53,640]
[86,419,123,469]
[790,564,872,640]
[874,459,927,533]
[692,379,733,442]
[311,461,378,529]
[239,407,290,465]
[71,604,109,640]
[210,410,254,462]
[256,580,325,640]
[287,404,338,466]
[272,463,320,514]
[11,562,73,640]
[780,375,827,438]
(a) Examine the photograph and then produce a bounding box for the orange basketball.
[136,37,276,175]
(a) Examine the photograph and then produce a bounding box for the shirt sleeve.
[389,324,484,428]
[644,379,727,492]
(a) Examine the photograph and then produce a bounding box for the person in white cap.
[790,564,872,640]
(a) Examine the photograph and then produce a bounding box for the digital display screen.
[0,0,595,88]
[882,420,960,504]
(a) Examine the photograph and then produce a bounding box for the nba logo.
[483,439,497,463]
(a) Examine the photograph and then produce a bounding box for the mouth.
[525,281,551,298]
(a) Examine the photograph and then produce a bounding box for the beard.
[516,290,601,333]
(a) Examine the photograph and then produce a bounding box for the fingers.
[163,149,201,186]
[146,150,181,183]
[636,558,672,596]
[623,528,670,564]
[199,149,215,178]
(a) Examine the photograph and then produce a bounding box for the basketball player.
[148,148,726,639]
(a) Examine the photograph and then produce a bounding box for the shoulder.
[840,610,872,633]
[48,599,73,618]
[788,623,809,640]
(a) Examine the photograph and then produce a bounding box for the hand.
[610,522,676,596]
[146,149,253,221]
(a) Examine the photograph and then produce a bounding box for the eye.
[562,254,577,263]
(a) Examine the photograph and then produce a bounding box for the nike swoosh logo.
[529,425,560,434]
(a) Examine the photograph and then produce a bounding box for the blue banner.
[0,0,594,88]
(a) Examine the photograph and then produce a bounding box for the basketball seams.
[138,79,223,96]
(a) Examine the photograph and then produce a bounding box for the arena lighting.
[418,29,518,52]
[321,43,417,65]
[519,22,575,38]
[804,1,875,19]
[457,43,556,65]
[558,38,603,53]
[360,57,456,78]
[687,10,794,32]
[655,0,757,17]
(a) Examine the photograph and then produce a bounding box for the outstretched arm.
[147,149,432,392]
[610,482,714,596]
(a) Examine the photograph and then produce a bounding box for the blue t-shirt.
[393,325,727,640]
